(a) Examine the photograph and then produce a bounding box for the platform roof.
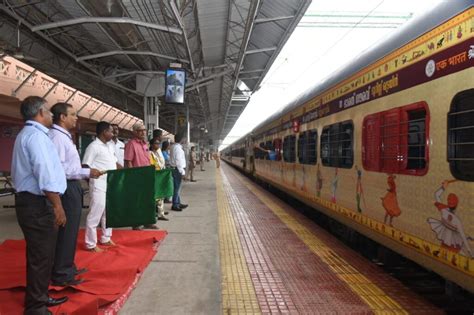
[0,0,310,142]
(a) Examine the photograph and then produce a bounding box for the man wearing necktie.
[48,103,102,286]
[11,96,69,314]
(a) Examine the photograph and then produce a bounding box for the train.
[222,0,474,293]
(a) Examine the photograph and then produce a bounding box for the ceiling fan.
[0,25,40,62]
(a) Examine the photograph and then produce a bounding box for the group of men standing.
[11,96,189,314]
[12,96,100,314]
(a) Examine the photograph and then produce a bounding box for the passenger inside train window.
[254,144,277,161]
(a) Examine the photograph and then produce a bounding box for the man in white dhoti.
[427,180,473,258]
[82,122,118,252]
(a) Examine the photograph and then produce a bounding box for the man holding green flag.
[105,159,174,228]
[124,122,158,230]
[82,122,117,252]
[109,124,173,229]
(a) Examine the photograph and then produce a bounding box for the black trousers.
[15,192,57,315]
[52,180,82,283]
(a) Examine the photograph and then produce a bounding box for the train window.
[407,110,427,170]
[306,130,318,164]
[321,121,353,168]
[265,141,273,160]
[283,135,296,163]
[362,102,428,175]
[297,132,307,164]
[273,138,282,161]
[254,141,265,160]
[236,146,245,157]
[448,89,474,181]
[298,130,318,165]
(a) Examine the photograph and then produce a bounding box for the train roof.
[251,0,474,135]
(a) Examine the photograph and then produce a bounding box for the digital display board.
[165,68,186,104]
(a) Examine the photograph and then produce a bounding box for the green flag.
[106,166,173,228]
[155,169,174,198]
[106,166,155,228]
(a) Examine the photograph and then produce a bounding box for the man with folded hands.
[48,102,102,286]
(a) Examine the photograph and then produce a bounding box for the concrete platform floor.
[121,164,221,314]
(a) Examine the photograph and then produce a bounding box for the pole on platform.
[156,98,160,129]
[186,102,190,143]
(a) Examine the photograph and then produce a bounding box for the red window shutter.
[399,109,409,170]
[362,114,381,171]
[381,108,402,173]
[273,139,282,161]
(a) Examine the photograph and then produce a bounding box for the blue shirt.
[11,120,67,195]
[162,151,170,168]
[162,151,170,162]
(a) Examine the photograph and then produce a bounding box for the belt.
[67,179,80,182]
[16,191,46,199]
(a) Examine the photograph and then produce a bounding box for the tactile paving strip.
[222,164,441,314]
[217,170,261,315]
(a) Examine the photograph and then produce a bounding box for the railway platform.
[0,161,443,314]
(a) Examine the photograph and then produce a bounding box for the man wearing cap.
[427,180,473,258]
[124,122,158,230]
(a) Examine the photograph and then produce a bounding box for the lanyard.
[25,122,48,135]
[51,126,73,142]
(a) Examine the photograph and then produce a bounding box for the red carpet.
[0,229,167,314]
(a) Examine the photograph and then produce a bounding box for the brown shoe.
[86,246,103,253]
[143,224,159,229]
[100,240,116,246]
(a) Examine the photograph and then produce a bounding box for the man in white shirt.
[169,132,188,211]
[82,122,118,252]
[112,124,125,168]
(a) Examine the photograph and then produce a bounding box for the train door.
[272,138,283,182]
[246,137,255,175]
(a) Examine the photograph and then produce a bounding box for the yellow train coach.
[222,0,474,292]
